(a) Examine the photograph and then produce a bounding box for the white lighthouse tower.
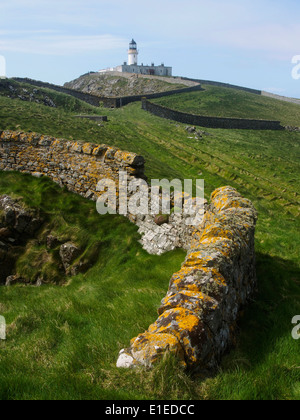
[128,39,138,66]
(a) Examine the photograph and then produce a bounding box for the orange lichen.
[130,332,186,367]
[148,308,200,337]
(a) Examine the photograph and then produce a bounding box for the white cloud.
[262,87,286,94]
[205,24,300,59]
[0,29,58,36]
[0,34,128,56]
[1,0,300,62]
[0,0,112,30]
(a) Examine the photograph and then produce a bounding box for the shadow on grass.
[221,252,300,371]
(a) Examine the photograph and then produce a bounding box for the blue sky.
[1,0,300,98]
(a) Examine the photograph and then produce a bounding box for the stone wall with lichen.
[0,130,202,256]
[0,130,145,201]
[0,130,258,371]
[117,186,258,371]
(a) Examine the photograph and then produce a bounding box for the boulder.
[5,275,25,286]
[59,242,81,271]
[185,126,196,133]
[154,214,169,226]
[0,195,42,236]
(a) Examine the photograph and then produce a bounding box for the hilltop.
[64,71,198,97]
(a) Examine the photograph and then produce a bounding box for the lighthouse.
[128,39,138,66]
[99,38,172,76]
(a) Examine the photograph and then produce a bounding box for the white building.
[100,39,172,77]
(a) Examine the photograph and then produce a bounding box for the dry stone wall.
[117,186,258,370]
[0,130,204,256]
[0,130,145,201]
[116,84,204,107]
[142,99,283,130]
[0,130,258,371]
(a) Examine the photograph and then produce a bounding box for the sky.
[1,0,300,98]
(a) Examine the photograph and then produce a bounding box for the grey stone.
[59,242,81,271]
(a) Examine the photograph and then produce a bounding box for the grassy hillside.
[152,84,300,126]
[0,172,186,400]
[0,82,299,400]
[0,79,100,114]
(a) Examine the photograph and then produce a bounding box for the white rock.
[116,352,134,368]
[0,316,6,340]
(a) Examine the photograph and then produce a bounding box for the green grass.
[0,172,186,400]
[0,81,299,400]
[152,84,300,126]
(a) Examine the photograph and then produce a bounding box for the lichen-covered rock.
[129,332,185,368]
[116,186,257,370]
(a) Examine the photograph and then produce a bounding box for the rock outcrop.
[0,80,57,107]
[59,242,81,271]
[0,195,43,284]
[0,195,100,285]
[64,72,195,97]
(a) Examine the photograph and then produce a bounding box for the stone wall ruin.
[0,130,258,371]
[117,187,257,370]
